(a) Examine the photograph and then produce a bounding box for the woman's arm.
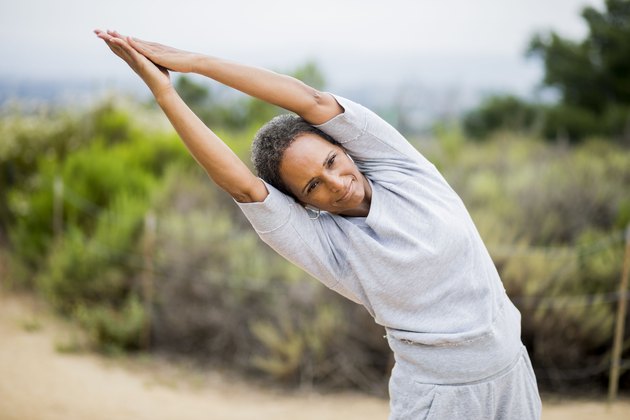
[154,87,268,202]
[189,55,343,125]
[119,32,343,125]
[94,30,267,203]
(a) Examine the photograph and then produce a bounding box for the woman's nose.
[325,173,344,192]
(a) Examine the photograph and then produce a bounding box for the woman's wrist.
[153,84,176,105]
[189,53,206,74]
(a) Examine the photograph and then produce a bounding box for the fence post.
[142,211,157,349]
[53,176,64,239]
[609,224,630,402]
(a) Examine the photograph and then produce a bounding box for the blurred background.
[1,0,630,418]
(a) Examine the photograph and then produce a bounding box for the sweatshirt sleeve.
[235,180,359,303]
[314,94,435,175]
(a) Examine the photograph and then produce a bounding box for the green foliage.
[2,61,629,393]
[39,192,148,313]
[433,122,465,162]
[7,133,185,272]
[91,101,134,144]
[466,1,630,143]
[437,133,630,390]
[0,98,180,238]
[527,0,630,142]
[147,168,388,390]
[292,60,326,91]
[2,99,190,349]
[250,319,306,380]
[0,109,77,236]
[250,304,342,382]
[538,103,602,140]
[75,293,148,353]
[174,75,211,108]
[463,95,541,140]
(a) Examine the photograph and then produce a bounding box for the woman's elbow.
[300,91,343,125]
[229,178,269,203]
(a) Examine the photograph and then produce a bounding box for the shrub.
[148,168,391,392]
[463,95,541,140]
[38,191,148,313]
[75,293,148,353]
[440,134,630,391]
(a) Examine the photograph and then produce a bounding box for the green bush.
[8,128,188,271]
[438,133,630,390]
[541,104,602,142]
[3,100,191,349]
[38,192,148,313]
[75,293,148,353]
[463,95,541,140]
[3,93,630,393]
[147,168,390,391]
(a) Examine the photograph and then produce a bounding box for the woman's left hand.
[94,29,172,98]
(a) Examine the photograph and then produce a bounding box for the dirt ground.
[1,290,629,420]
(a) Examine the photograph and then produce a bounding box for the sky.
[0,0,604,98]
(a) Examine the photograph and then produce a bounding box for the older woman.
[95,29,541,419]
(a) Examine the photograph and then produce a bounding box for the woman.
[95,29,542,419]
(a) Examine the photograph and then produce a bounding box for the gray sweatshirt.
[237,95,522,382]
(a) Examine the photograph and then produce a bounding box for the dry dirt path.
[1,290,629,420]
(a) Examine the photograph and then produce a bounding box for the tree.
[528,0,630,142]
[174,75,211,109]
[463,95,541,140]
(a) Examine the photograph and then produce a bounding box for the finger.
[98,32,113,45]
[127,36,154,57]
[128,36,148,50]
[96,31,114,42]
[129,36,145,43]
[107,29,125,39]
[109,37,134,54]
[126,36,141,48]
[110,37,148,64]
[106,38,133,57]
[104,40,128,60]
[130,37,160,49]
[127,36,150,54]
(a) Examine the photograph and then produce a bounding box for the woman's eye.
[307,180,319,194]
[327,154,337,167]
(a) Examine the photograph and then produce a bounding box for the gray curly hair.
[251,114,340,197]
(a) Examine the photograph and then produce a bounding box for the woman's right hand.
[95,29,172,98]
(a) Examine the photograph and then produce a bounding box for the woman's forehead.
[280,135,338,183]
[288,134,335,157]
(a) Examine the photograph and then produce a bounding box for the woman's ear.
[303,204,322,220]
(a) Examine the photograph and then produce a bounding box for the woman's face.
[279,133,372,216]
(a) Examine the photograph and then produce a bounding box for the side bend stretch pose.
[95,29,542,420]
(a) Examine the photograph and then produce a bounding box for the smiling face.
[279,133,372,217]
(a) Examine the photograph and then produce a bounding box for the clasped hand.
[94,29,199,97]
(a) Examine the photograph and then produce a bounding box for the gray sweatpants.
[387,302,542,419]
[388,346,541,419]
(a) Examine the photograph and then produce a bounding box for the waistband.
[385,300,523,385]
